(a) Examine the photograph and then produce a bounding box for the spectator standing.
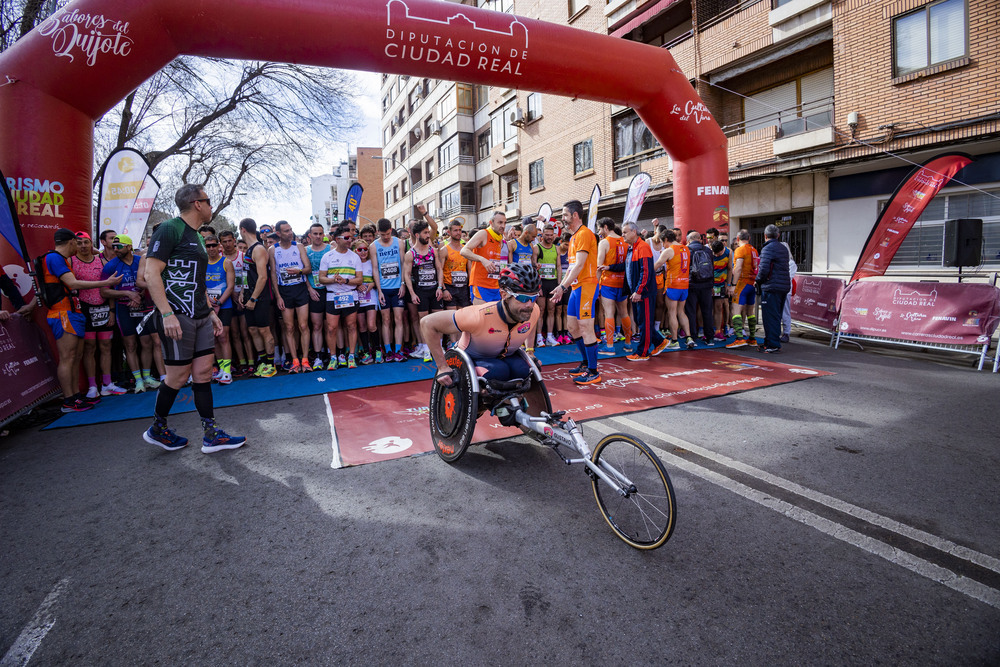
[684,230,715,345]
[755,224,791,353]
[781,241,797,342]
[142,185,245,452]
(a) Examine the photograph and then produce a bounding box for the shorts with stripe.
[161,313,216,366]
[568,284,598,320]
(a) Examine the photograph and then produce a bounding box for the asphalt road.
[2,335,999,665]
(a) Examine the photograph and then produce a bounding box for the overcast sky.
[237,70,382,234]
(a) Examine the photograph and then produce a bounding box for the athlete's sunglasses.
[510,293,538,303]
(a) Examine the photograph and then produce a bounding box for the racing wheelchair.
[429,347,677,550]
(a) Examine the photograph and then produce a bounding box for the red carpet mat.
[328,351,833,467]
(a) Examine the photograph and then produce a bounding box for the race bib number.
[712,284,723,297]
[332,292,355,308]
[207,287,223,299]
[358,288,374,305]
[450,271,468,288]
[517,256,532,265]
[279,269,302,285]
[381,262,400,280]
[90,304,111,327]
[486,260,507,281]
[129,303,148,316]
[539,263,556,280]
[417,264,437,288]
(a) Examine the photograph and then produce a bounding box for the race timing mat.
[328,351,833,468]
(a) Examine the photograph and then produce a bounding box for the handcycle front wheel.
[590,433,677,550]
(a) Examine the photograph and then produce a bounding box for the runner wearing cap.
[71,231,121,398]
[101,234,160,393]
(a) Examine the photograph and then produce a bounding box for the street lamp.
[372,154,414,227]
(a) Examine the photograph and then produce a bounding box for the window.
[478,130,491,161]
[894,0,966,76]
[438,133,474,171]
[490,100,517,149]
[529,159,544,190]
[474,85,489,111]
[480,182,494,209]
[743,68,834,136]
[457,84,475,115]
[393,185,398,202]
[573,139,593,175]
[526,93,542,121]
[480,0,513,12]
[891,188,1000,267]
[612,111,662,178]
[569,0,588,17]
[386,191,391,207]
[425,158,435,182]
[399,144,406,160]
[439,87,457,120]
[439,141,456,172]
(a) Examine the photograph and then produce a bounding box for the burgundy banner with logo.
[838,281,1000,345]
[0,313,59,425]
[328,353,833,467]
[850,153,973,283]
[790,275,845,330]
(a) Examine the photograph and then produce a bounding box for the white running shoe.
[536,334,545,347]
[217,372,233,385]
[409,345,425,359]
[86,385,100,399]
[134,379,146,394]
[142,375,161,390]
[312,356,323,371]
[546,333,559,347]
[101,382,128,396]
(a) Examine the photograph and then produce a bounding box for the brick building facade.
[380,0,999,278]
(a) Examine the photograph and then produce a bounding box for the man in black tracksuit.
[603,221,666,360]
[756,224,791,353]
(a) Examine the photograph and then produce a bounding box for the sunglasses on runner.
[205,243,219,248]
[510,293,538,303]
[113,243,124,249]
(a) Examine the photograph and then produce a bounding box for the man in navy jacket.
[602,221,667,360]
[755,224,791,352]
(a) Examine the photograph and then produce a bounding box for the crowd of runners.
[31,194,798,414]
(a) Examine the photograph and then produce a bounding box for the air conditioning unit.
[510,107,525,127]
[429,121,442,135]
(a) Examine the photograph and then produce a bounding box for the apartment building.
[310,147,385,229]
[380,0,998,278]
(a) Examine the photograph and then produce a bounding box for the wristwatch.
[250,297,258,303]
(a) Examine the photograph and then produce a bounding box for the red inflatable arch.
[0,0,728,269]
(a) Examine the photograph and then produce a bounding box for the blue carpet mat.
[44,339,728,430]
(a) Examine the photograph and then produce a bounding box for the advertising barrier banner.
[790,275,845,331]
[837,281,1000,346]
[0,314,59,425]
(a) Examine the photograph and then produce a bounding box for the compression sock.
[191,382,214,421]
[746,316,757,339]
[622,317,633,341]
[574,336,586,363]
[585,341,598,371]
[731,314,743,335]
[605,318,615,346]
[153,383,180,426]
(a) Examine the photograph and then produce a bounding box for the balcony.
[664,30,695,77]
[769,0,832,44]
[438,204,476,219]
[722,96,834,139]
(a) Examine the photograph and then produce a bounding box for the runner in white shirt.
[318,222,362,370]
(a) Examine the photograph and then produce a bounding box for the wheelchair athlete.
[422,263,541,387]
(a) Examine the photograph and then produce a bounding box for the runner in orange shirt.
[550,200,601,385]
[726,228,760,348]
[460,211,508,304]
[654,229,695,349]
[595,217,633,355]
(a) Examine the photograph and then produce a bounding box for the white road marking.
[325,394,343,469]
[588,419,1000,610]
[610,415,1000,576]
[1,578,71,667]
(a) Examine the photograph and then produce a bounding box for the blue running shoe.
[202,427,247,454]
[597,343,616,356]
[143,425,188,451]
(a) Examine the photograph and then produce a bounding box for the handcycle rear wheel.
[590,433,676,549]
[428,349,479,463]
